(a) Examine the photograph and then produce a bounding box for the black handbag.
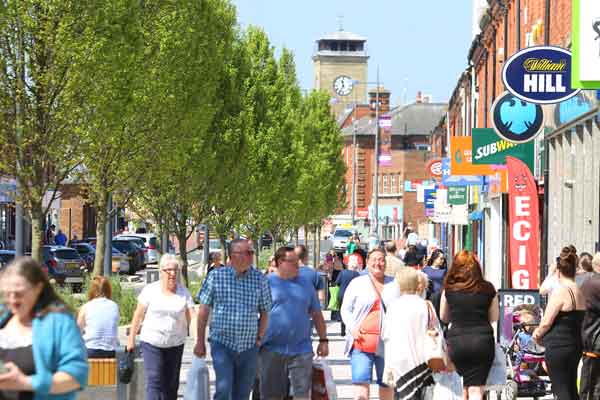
[118,350,135,384]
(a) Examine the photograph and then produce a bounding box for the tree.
[0,1,95,260]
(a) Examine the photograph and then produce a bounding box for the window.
[383,174,388,194]
[391,174,396,194]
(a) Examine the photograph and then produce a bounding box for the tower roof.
[316,30,367,42]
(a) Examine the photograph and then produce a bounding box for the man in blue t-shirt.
[294,244,326,306]
[260,246,328,399]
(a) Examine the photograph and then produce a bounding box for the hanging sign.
[424,189,437,217]
[502,46,580,104]
[553,92,594,128]
[491,91,544,144]
[378,115,392,166]
[472,128,535,173]
[507,156,540,289]
[572,0,600,88]
[426,159,443,178]
[448,186,467,205]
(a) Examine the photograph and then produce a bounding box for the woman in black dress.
[532,250,585,400]
[440,250,499,400]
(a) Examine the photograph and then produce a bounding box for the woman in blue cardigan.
[0,257,88,399]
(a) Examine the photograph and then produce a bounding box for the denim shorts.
[350,348,387,386]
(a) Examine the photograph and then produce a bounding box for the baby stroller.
[500,306,552,399]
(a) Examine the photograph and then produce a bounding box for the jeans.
[140,341,185,400]
[210,340,259,400]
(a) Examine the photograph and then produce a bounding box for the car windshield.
[75,245,90,254]
[148,237,157,247]
[334,230,353,238]
[54,249,80,260]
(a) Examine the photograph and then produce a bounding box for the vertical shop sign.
[507,156,540,289]
[378,115,392,166]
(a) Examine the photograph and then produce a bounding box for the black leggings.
[546,345,581,400]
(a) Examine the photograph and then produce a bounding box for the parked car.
[332,229,355,252]
[0,249,15,270]
[112,239,143,274]
[115,233,159,264]
[71,242,95,272]
[259,232,273,250]
[41,245,86,289]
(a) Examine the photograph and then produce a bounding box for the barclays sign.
[502,46,580,104]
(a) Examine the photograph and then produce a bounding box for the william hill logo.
[474,139,517,160]
[503,46,580,104]
[523,58,567,93]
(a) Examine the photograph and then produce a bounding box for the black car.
[71,242,96,272]
[112,239,143,274]
[259,232,273,250]
[0,250,15,270]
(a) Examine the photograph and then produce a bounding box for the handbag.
[184,356,210,400]
[485,343,507,387]
[311,358,337,400]
[327,286,340,311]
[424,301,447,372]
[118,350,135,384]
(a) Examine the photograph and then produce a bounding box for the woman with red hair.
[440,251,499,400]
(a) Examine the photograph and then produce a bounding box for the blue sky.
[232,0,474,106]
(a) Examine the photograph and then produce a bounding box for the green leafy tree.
[0,1,96,260]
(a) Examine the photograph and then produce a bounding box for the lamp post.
[349,72,383,236]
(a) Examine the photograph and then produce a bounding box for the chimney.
[368,86,391,117]
[416,91,423,103]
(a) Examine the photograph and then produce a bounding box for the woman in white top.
[382,268,437,399]
[77,276,120,358]
[127,254,194,400]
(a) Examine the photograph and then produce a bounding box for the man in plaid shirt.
[195,238,272,400]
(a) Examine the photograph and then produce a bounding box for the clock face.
[333,75,353,96]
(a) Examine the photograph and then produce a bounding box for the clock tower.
[313,29,369,118]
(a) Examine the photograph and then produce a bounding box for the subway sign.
[502,46,580,104]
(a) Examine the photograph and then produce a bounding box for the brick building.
[340,89,446,239]
[439,0,580,289]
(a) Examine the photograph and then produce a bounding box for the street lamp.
[349,70,383,236]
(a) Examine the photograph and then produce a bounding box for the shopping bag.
[424,301,447,372]
[118,350,135,384]
[184,356,210,400]
[311,358,337,400]
[485,343,507,387]
[432,371,463,399]
[327,286,340,311]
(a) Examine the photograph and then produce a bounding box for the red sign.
[507,156,540,289]
[357,208,369,218]
[392,207,398,222]
[426,159,443,177]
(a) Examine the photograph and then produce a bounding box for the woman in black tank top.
[533,251,585,400]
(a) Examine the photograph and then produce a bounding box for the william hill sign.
[502,46,580,104]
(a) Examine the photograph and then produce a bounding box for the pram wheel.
[500,380,518,400]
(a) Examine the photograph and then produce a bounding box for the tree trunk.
[316,225,321,264]
[294,228,299,246]
[253,240,260,269]
[272,232,279,256]
[219,234,227,261]
[93,194,109,276]
[177,228,189,286]
[313,225,318,268]
[29,205,44,262]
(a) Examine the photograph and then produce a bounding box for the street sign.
[502,46,580,104]
[448,186,467,205]
[471,128,535,173]
[491,91,544,144]
[426,159,443,178]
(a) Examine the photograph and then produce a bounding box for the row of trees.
[0,0,345,281]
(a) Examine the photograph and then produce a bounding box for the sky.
[232,0,474,106]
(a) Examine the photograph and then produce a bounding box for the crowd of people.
[0,236,599,400]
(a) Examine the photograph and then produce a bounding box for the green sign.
[471,128,535,173]
[448,186,467,205]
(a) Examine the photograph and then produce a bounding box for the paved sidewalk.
[175,311,381,399]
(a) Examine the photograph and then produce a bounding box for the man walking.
[294,245,326,306]
[259,246,329,400]
[195,239,272,400]
[384,241,404,277]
